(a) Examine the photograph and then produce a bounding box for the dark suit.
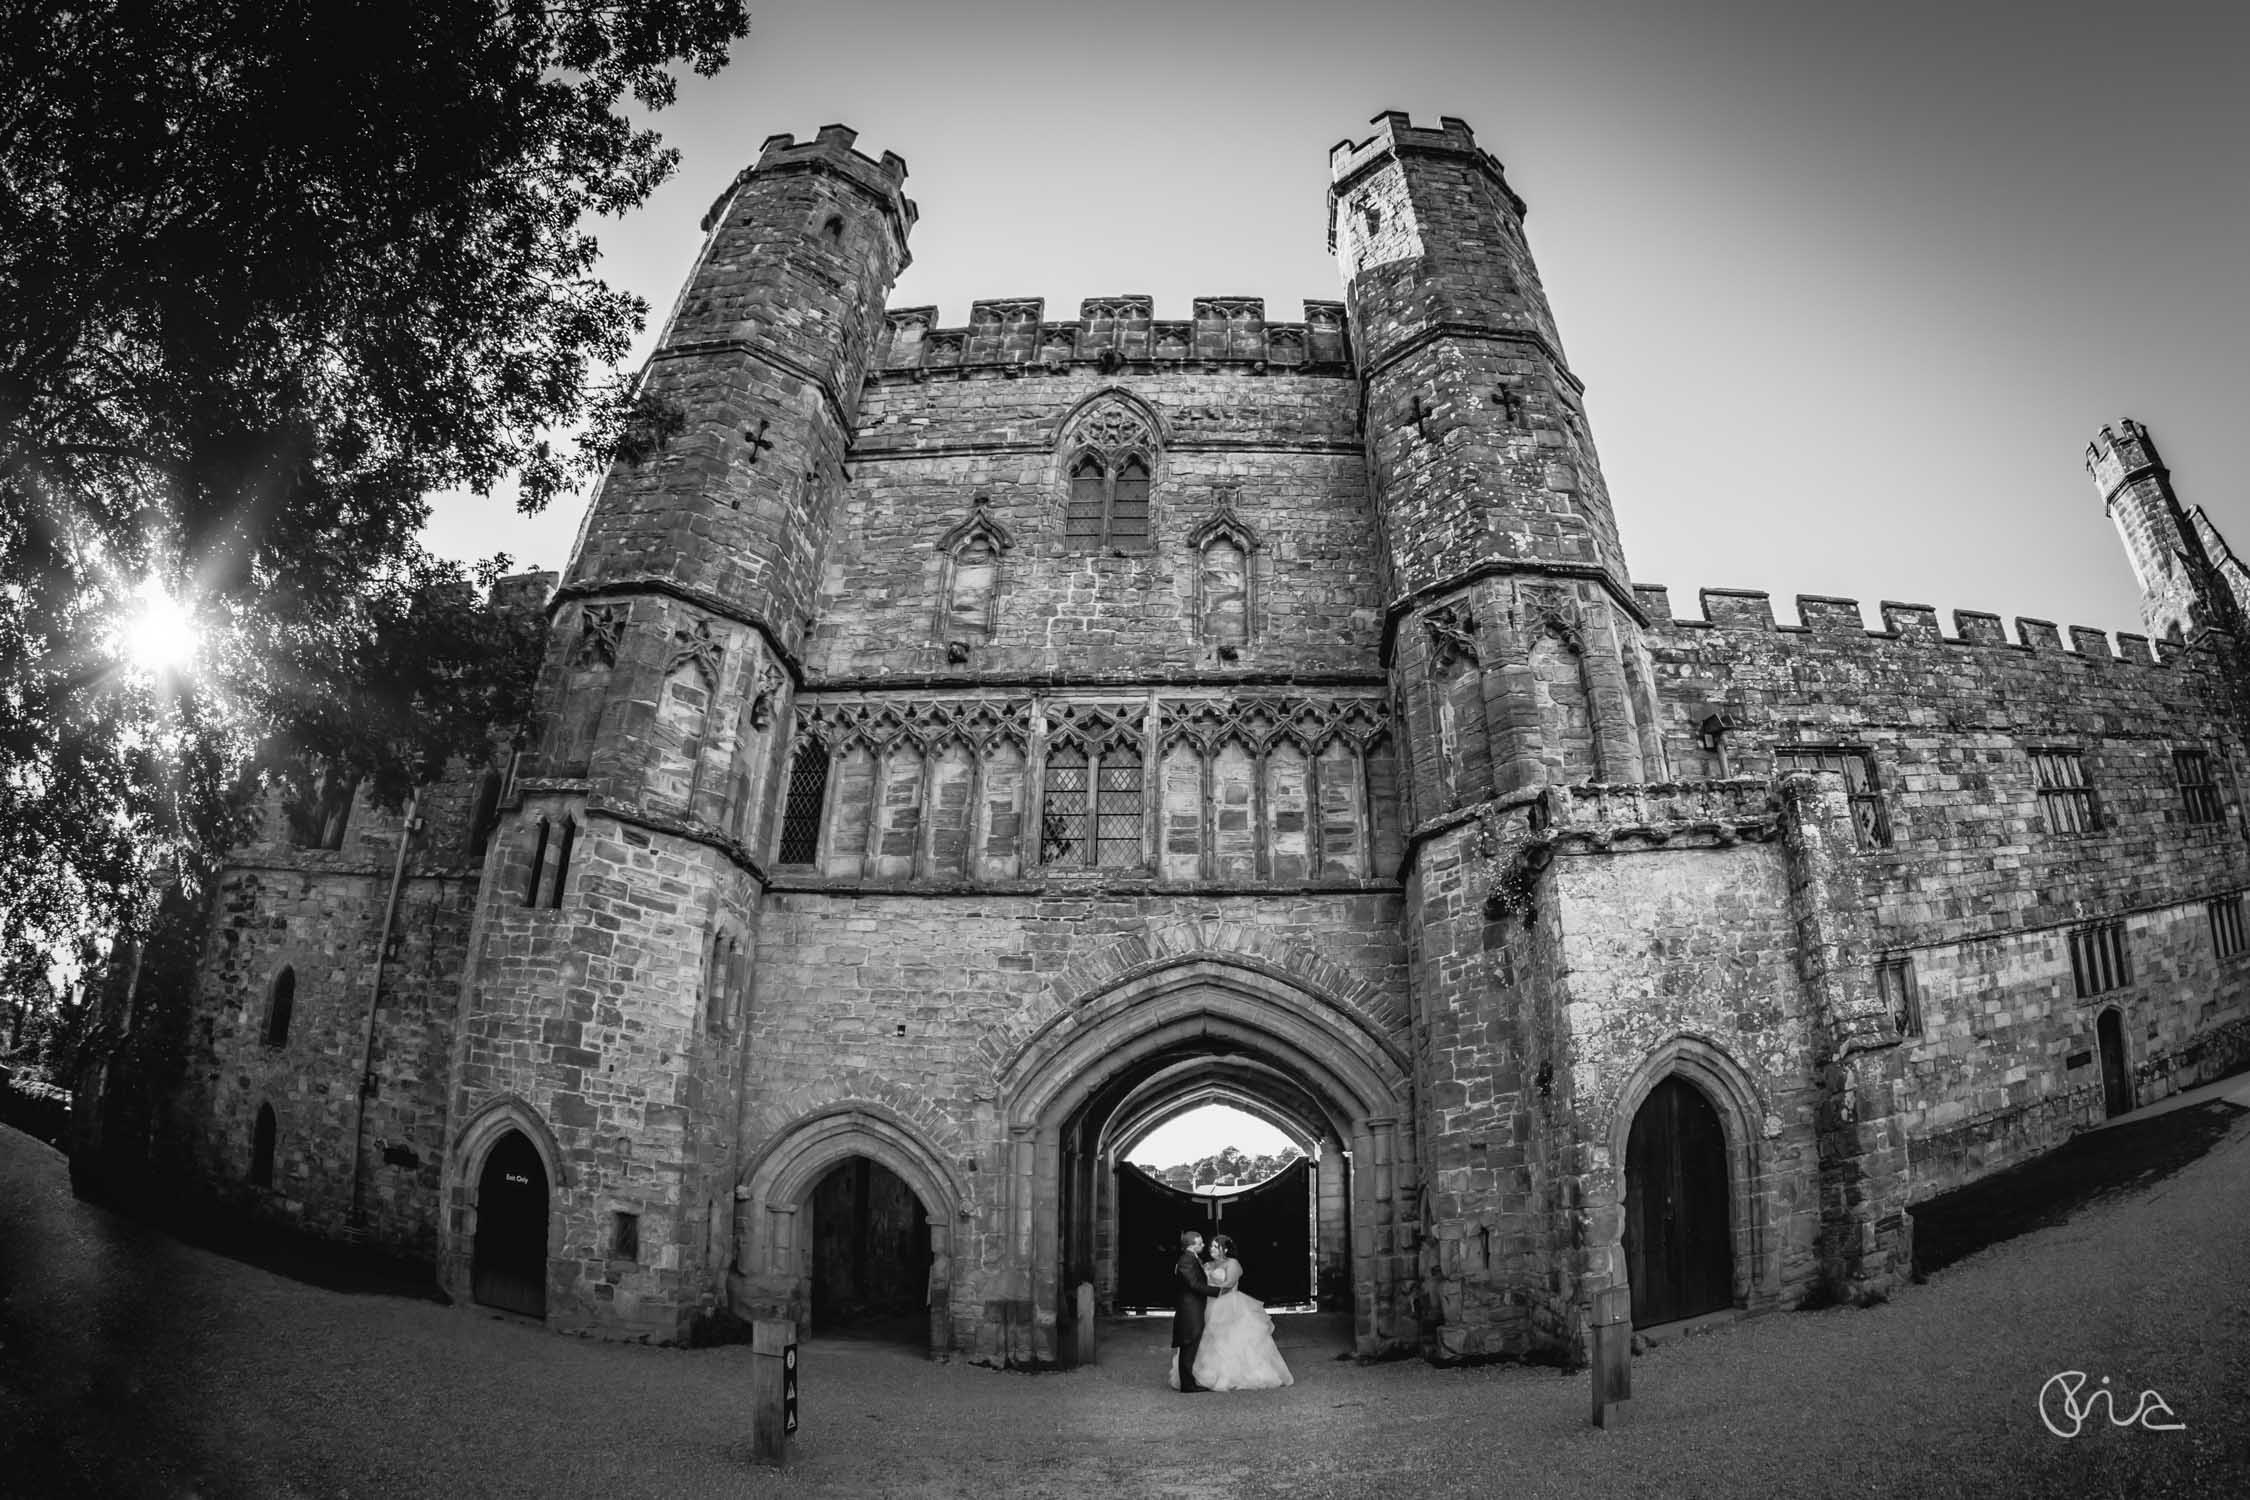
[1171,1250,1223,1391]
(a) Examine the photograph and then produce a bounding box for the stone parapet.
[874,297,1351,377]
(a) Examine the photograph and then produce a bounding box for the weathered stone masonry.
[128,113,2250,1367]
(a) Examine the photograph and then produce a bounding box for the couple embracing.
[1168,1230,1294,1392]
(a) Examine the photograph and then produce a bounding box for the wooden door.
[1624,1077,1734,1328]
[1213,1157,1313,1306]
[1114,1162,1213,1311]
[471,1131,548,1317]
[2098,1009,2133,1118]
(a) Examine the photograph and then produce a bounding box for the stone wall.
[822,361,1375,680]
[169,778,485,1261]
[448,793,756,1338]
[1635,586,2250,1196]
[738,891,1409,1357]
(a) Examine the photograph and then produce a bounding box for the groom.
[1172,1229,1226,1393]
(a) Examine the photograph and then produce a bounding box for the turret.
[2089,419,2205,642]
[441,126,913,1342]
[1332,112,1660,814]
[528,125,915,832]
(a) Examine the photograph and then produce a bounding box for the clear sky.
[421,0,2250,640]
[1125,1104,1296,1169]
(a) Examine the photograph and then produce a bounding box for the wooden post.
[1590,1286,1632,1429]
[752,1317,796,1465]
[1073,1281,1097,1366]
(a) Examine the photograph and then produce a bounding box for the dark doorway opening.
[471,1131,548,1317]
[2098,1008,2134,1118]
[1113,1157,1313,1311]
[1625,1075,1734,1328]
[808,1156,931,1345]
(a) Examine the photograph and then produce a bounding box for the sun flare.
[121,575,199,676]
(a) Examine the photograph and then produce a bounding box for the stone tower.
[2090,418,2207,643]
[441,127,915,1337]
[1329,112,1663,811]
[1330,112,1669,1354]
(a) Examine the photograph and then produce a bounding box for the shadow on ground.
[137,1191,447,1304]
[1911,1097,2247,1278]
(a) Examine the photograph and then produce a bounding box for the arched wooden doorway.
[806,1155,935,1346]
[1624,1076,1734,1328]
[2097,1008,2133,1118]
[472,1130,549,1317]
[735,1106,964,1358]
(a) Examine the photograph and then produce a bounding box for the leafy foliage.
[0,0,749,1066]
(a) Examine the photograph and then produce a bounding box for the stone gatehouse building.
[106,112,2250,1365]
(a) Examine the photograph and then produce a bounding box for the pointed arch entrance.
[1105,1065,1334,1314]
[998,957,1416,1364]
[472,1131,550,1317]
[736,1105,964,1357]
[1600,1037,1778,1331]
[1624,1076,1733,1327]
[2097,1007,2133,1118]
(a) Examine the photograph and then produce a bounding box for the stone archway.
[1598,1036,1780,1325]
[440,1093,571,1316]
[735,1104,964,1357]
[1099,1062,1345,1317]
[995,956,1415,1365]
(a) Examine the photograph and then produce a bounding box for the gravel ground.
[4,1102,2248,1500]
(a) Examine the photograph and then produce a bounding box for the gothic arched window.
[1059,396,1158,553]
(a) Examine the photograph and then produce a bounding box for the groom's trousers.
[1177,1330,1205,1392]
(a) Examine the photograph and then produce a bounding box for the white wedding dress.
[1167,1257,1295,1391]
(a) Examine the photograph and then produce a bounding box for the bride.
[1168,1235,1295,1391]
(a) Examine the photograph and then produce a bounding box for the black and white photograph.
[3,2,2246,1495]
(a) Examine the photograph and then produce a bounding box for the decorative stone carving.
[748,661,784,731]
[1156,695,1390,755]
[667,617,722,685]
[1517,584,1584,651]
[1063,396,1156,457]
[574,603,627,668]
[1425,603,1478,672]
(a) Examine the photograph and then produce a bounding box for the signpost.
[752,1317,796,1464]
[1589,1286,1632,1429]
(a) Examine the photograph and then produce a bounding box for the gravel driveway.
[4,1104,2248,1499]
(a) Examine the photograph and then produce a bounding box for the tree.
[0,0,748,1067]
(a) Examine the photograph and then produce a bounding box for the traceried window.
[2176,747,2224,825]
[1059,395,1157,553]
[1040,740,1144,869]
[2032,749,2098,836]
[1066,454,1150,551]
[1774,746,1892,848]
[2069,920,2130,997]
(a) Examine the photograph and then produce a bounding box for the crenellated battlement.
[870,295,1353,379]
[1631,584,2181,665]
[702,122,916,235]
[2085,417,2167,507]
[1325,109,1523,215]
